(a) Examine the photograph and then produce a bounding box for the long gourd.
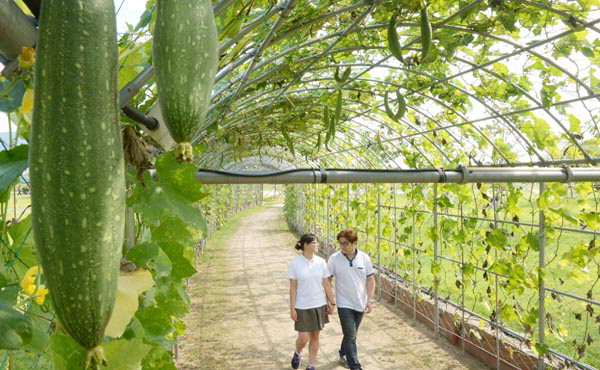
[153,0,219,162]
[30,0,125,366]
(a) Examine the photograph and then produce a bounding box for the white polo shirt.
[287,255,331,309]
[327,249,374,312]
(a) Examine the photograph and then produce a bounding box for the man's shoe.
[339,354,349,369]
[291,352,301,369]
[306,366,316,370]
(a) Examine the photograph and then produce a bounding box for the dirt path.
[177,204,487,370]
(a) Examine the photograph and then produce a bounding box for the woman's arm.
[289,279,298,321]
[323,278,335,314]
[323,278,335,305]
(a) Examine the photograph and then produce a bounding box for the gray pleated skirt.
[294,305,329,332]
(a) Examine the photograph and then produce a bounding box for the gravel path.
[177,204,487,370]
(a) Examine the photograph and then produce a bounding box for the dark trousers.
[338,307,364,370]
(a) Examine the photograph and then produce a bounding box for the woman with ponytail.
[287,233,335,370]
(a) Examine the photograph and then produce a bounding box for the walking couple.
[287,229,376,370]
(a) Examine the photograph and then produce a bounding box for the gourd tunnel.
[0,0,598,369]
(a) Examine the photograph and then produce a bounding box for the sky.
[0,0,147,133]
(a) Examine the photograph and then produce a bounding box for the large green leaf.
[0,145,28,192]
[103,339,153,370]
[155,152,209,204]
[50,334,152,370]
[49,333,85,370]
[130,171,207,234]
[0,302,33,349]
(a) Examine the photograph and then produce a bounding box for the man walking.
[327,229,376,370]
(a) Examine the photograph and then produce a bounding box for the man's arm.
[365,275,376,313]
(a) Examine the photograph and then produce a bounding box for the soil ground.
[176,204,487,370]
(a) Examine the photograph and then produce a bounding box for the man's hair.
[337,229,357,243]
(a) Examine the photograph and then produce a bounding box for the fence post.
[492,184,501,368]
[460,203,465,352]
[365,184,369,252]
[377,192,382,301]
[433,183,439,338]
[327,195,331,256]
[412,185,416,320]
[538,182,546,370]
[346,183,350,226]
[393,184,398,308]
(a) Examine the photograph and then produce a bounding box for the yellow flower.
[33,287,49,305]
[20,265,48,305]
[21,89,34,114]
[18,47,35,70]
[20,265,41,290]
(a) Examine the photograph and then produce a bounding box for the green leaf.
[0,145,28,192]
[142,345,177,370]
[49,333,85,370]
[103,339,153,370]
[127,242,160,268]
[534,342,550,355]
[155,249,173,278]
[155,279,189,316]
[548,206,579,225]
[431,260,441,275]
[524,231,540,252]
[568,114,581,134]
[579,212,599,229]
[0,302,33,349]
[131,172,207,234]
[159,240,196,280]
[155,153,209,204]
[486,228,509,251]
[136,306,174,339]
[0,79,26,113]
[22,316,50,354]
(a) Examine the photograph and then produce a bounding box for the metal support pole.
[377,192,382,300]
[538,182,546,370]
[433,184,439,338]
[393,184,398,307]
[365,184,369,251]
[460,203,465,351]
[493,184,501,368]
[412,185,417,320]
[346,183,350,226]
[195,167,600,184]
[314,186,317,233]
[327,196,331,256]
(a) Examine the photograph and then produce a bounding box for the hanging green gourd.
[387,12,405,64]
[420,4,432,61]
[384,90,407,121]
[153,0,219,162]
[30,0,125,367]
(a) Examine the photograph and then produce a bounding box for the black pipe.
[121,105,159,131]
